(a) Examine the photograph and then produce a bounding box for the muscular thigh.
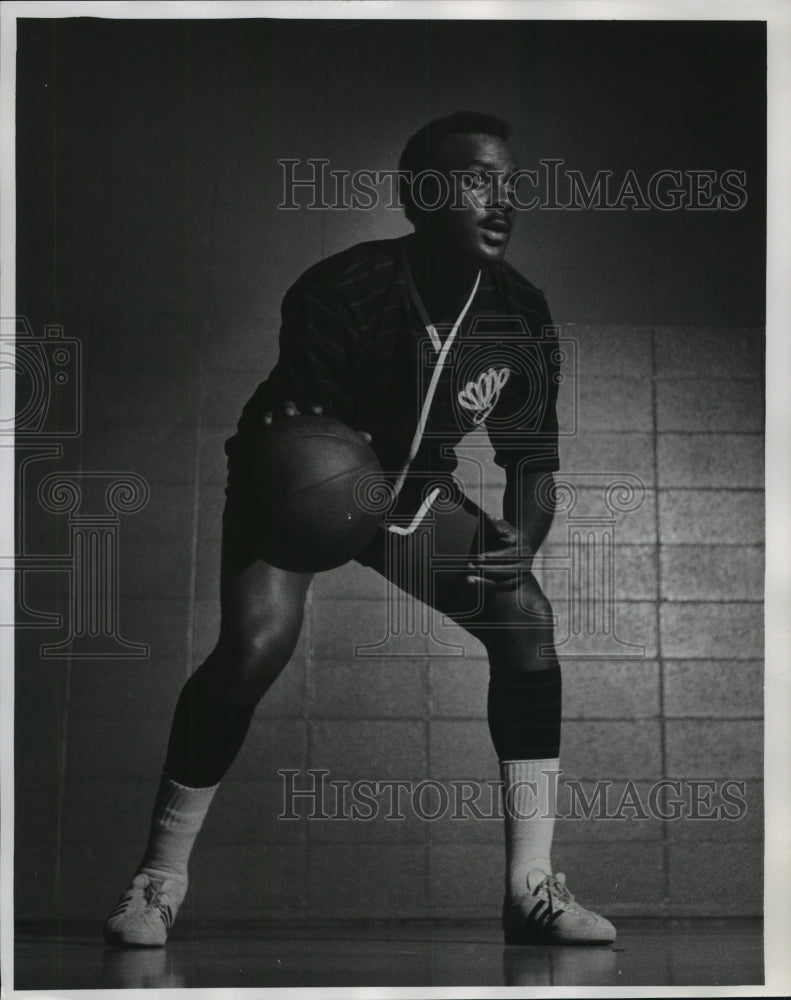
[219,446,313,641]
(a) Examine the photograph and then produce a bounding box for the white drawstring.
[386,246,481,535]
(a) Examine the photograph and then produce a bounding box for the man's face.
[430,132,519,266]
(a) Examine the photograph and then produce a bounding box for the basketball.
[248,415,387,572]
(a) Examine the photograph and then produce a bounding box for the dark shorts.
[220,435,539,634]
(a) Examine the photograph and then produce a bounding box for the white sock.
[500,758,561,900]
[138,774,219,886]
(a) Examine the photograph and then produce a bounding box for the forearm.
[502,468,556,553]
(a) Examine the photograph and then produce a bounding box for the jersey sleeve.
[236,277,359,434]
[485,296,561,472]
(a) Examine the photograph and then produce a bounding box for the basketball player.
[104,112,616,947]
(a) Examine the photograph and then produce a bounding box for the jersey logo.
[457,366,511,424]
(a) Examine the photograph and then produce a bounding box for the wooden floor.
[14,918,763,990]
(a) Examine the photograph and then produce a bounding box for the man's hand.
[262,400,324,424]
[465,516,533,591]
[262,401,372,444]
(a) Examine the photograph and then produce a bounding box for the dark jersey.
[228,236,560,512]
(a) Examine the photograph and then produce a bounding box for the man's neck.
[405,233,480,324]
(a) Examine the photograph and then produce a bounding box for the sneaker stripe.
[523,900,548,929]
[108,898,134,918]
[545,908,566,927]
[533,906,557,932]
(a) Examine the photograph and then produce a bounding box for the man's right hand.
[262,400,324,424]
[262,401,371,444]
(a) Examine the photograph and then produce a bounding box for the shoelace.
[142,878,174,926]
[534,872,575,911]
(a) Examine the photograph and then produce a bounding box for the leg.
[467,576,563,904]
[359,489,614,944]
[104,452,312,947]
[162,553,313,788]
[463,583,616,945]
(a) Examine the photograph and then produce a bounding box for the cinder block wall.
[14,18,764,922]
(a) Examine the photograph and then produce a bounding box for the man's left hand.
[465,517,533,591]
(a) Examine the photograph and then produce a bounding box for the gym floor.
[14,917,763,990]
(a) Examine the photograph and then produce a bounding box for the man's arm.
[503,466,556,555]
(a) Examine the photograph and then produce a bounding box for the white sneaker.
[103,873,186,947]
[503,869,616,946]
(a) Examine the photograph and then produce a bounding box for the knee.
[212,607,303,702]
[480,577,558,671]
[225,605,301,669]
